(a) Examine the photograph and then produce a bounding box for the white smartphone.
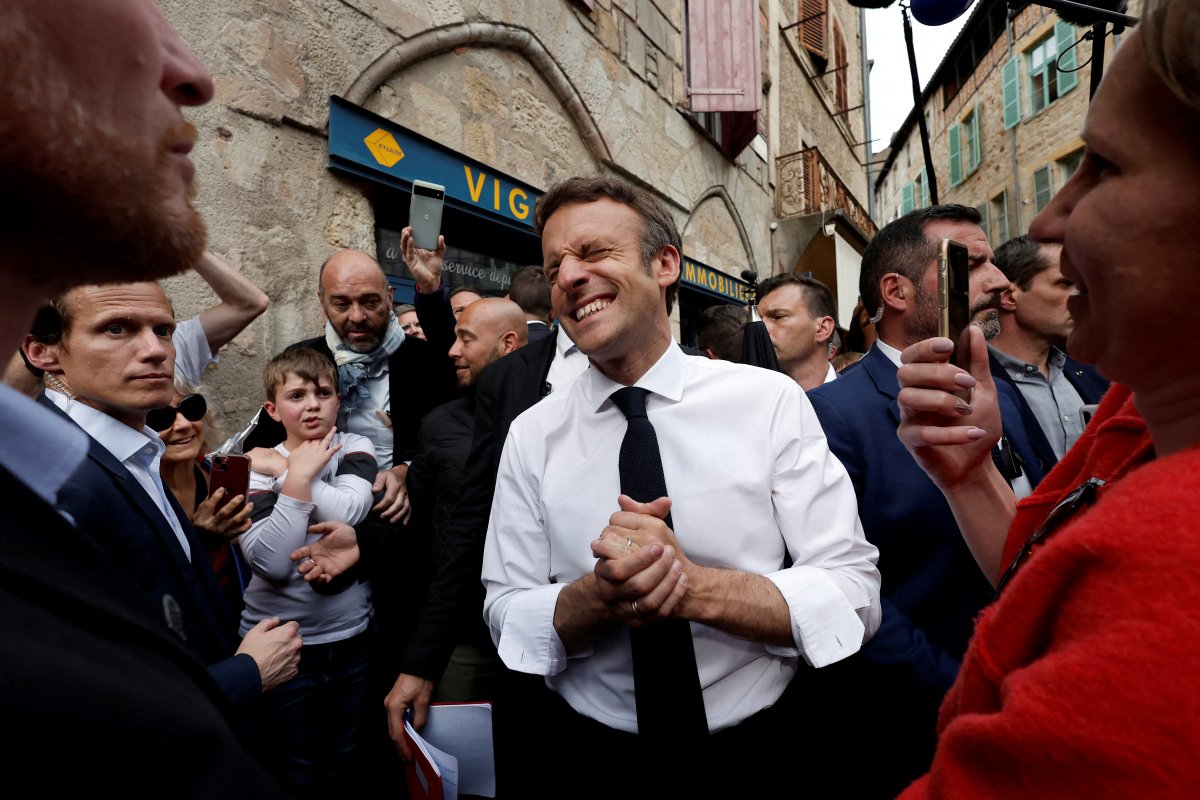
[409,179,445,251]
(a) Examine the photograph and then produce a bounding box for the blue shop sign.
[682,257,749,304]
[328,95,541,232]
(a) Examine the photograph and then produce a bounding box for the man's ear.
[880,273,909,313]
[1000,285,1018,312]
[498,330,520,356]
[22,335,63,375]
[704,347,720,360]
[814,315,836,346]
[263,400,282,423]
[655,245,681,289]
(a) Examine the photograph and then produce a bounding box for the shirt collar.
[580,340,686,414]
[555,325,578,357]
[0,384,88,506]
[45,389,164,465]
[824,362,838,384]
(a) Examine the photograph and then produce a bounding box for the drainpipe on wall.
[860,6,876,223]
[1006,11,1023,233]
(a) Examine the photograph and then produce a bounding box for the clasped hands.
[591,494,694,628]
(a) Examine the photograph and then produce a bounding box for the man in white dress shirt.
[481,176,880,792]
[757,271,841,390]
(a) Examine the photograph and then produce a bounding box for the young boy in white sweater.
[244,347,377,797]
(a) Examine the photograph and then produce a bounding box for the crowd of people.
[3,0,1199,797]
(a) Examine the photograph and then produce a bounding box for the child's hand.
[285,427,342,484]
[246,447,287,477]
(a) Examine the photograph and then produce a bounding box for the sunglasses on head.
[147,394,207,432]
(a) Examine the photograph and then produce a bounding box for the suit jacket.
[41,396,261,712]
[398,332,558,679]
[805,345,1045,797]
[0,466,283,795]
[244,288,458,461]
[526,320,553,342]
[988,349,1110,476]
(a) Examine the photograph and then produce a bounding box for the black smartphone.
[208,454,251,508]
[938,239,971,368]
[408,179,445,251]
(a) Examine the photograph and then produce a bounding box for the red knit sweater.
[901,385,1200,798]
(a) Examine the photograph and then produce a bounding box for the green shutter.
[969,105,982,171]
[1003,58,1020,129]
[948,123,963,186]
[901,183,915,214]
[1055,21,1078,95]
[1034,166,1053,212]
[920,168,931,207]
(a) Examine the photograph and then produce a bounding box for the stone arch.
[343,22,611,169]
[681,186,758,276]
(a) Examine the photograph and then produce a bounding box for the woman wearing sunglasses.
[152,382,254,611]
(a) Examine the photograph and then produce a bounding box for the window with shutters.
[991,190,1010,244]
[901,183,915,215]
[799,0,828,69]
[684,0,761,159]
[949,107,981,187]
[976,203,990,239]
[965,107,981,173]
[1033,165,1053,212]
[1026,21,1079,116]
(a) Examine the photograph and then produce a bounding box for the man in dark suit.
[406,298,529,703]
[989,235,1109,474]
[24,283,303,716]
[1,1,284,791]
[807,205,1045,798]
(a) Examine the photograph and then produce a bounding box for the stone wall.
[157,0,869,431]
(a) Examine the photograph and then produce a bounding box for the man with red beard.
[0,1,283,794]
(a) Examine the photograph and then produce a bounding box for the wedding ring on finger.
[630,600,641,617]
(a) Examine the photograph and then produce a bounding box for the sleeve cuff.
[493,583,572,676]
[764,565,866,667]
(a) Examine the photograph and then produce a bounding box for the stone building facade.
[158,0,875,430]
[874,0,1140,248]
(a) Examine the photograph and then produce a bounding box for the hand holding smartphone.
[408,180,445,251]
[208,454,251,509]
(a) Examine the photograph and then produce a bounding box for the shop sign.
[329,96,540,228]
[682,257,749,303]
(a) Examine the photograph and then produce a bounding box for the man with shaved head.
[407,298,530,702]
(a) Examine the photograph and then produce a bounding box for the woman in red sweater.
[893,1,1200,796]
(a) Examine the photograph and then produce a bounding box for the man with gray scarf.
[247,241,457,522]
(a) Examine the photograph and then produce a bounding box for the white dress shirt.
[824,361,838,384]
[482,343,881,734]
[45,389,192,560]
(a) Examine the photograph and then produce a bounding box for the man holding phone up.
[805,205,1044,797]
[23,283,304,723]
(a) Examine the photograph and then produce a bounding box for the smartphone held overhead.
[409,180,445,251]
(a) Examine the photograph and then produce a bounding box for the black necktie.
[609,386,708,738]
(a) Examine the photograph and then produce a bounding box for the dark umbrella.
[739,270,782,372]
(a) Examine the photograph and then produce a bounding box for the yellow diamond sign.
[364,128,404,167]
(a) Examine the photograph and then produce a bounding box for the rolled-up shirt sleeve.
[482,429,573,676]
[765,386,881,667]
